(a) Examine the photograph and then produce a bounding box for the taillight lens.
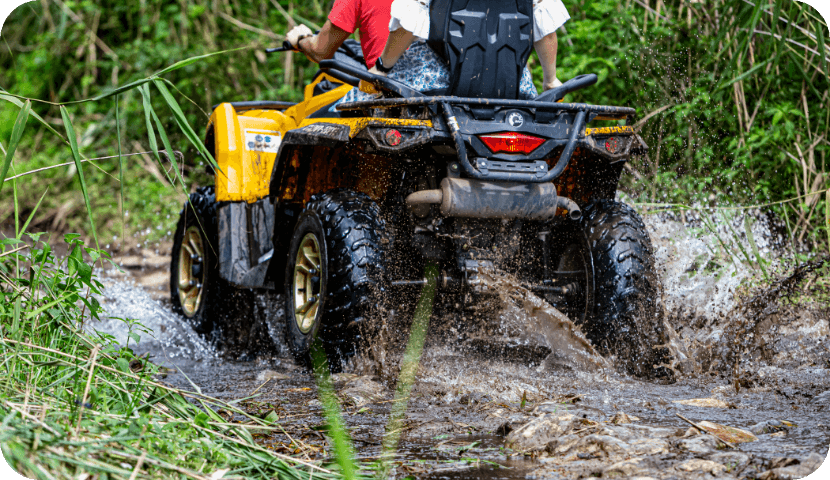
[478,132,546,154]
[385,129,402,146]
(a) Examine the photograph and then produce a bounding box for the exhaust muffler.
[406,178,581,221]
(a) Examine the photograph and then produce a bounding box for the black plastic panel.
[428,0,533,99]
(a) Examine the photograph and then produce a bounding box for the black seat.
[428,0,533,99]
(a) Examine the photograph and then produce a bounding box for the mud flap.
[218,199,275,288]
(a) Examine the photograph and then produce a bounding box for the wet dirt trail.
[93,212,829,479]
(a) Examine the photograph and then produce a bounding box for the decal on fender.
[244,130,281,152]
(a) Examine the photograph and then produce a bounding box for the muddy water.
[93,212,829,479]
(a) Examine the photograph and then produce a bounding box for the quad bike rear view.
[170,0,670,377]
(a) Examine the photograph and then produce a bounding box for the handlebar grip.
[266,40,294,53]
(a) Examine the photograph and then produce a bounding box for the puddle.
[89,210,829,479]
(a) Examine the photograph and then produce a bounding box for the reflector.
[478,132,546,154]
[385,129,402,146]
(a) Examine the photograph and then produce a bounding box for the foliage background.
[0,0,828,250]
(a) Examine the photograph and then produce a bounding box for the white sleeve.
[389,0,431,40]
[533,0,570,41]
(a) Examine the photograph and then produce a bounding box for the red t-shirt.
[328,0,393,68]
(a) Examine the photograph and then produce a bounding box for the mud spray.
[93,209,829,479]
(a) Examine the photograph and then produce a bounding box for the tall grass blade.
[18,188,49,240]
[720,211,755,270]
[59,106,99,250]
[816,18,828,82]
[699,212,739,273]
[12,176,19,236]
[153,79,217,170]
[152,47,248,77]
[743,215,769,281]
[826,190,829,255]
[87,78,151,102]
[380,263,439,478]
[149,107,184,188]
[0,100,31,194]
[115,94,125,243]
[0,91,70,146]
[310,342,356,480]
[137,84,165,169]
[717,59,771,90]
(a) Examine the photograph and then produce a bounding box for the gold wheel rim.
[293,233,323,334]
[178,226,205,317]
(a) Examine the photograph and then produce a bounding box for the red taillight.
[385,129,402,146]
[477,132,546,154]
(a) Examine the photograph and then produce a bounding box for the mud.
[90,211,829,479]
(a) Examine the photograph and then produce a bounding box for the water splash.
[480,270,609,373]
[92,280,215,362]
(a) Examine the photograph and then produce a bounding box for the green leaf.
[0,99,31,194]
[717,59,770,91]
[60,106,99,251]
[194,412,209,428]
[264,411,279,424]
[116,357,130,373]
[814,18,828,86]
[67,244,82,277]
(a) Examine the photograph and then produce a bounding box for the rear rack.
[336,96,635,118]
[322,57,636,183]
[339,98,631,183]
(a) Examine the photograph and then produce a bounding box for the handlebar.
[318,59,423,98]
[266,40,294,53]
[535,74,598,103]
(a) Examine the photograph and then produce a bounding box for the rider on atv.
[286,0,393,68]
[350,0,570,104]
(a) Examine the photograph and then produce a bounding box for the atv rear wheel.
[284,190,389,371]
[580,199,668,377]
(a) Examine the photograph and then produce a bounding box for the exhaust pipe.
[406,178,581,221]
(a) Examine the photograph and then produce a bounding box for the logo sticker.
[506,112,524,128]
[244,130,281,153]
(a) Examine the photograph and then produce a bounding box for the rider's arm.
[532,0,570,90]
[369,27,416,76]
[535,32,560,91]
[292,20,351,64]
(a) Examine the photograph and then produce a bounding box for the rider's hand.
[286,24,313,50]
[543,77,563,91]
[368,66,388,77]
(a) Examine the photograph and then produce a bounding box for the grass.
[0,232,344,479]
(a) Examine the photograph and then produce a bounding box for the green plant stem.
[310,341,356,480]
[378,263,439,478]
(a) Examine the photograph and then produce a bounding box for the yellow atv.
[170,2,669,376]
